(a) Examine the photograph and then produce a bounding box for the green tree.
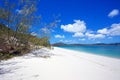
[0,0,40,47]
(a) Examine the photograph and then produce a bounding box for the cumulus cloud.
[85,32,105,39]
[97,28,108,34]
[55,35,65,38]
[60,19,120,41]
[108,9,119,18]
[61,20,86,33]
[73,32,84,37]
[94,34,105,39]
[86,23,120,39]
[97,23,120,36]
[108,23,120,36]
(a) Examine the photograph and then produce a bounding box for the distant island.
[52,42,120,46]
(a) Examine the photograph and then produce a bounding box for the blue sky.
[1,0,120,44]
[36,0,120,44]
[13,0,120,44]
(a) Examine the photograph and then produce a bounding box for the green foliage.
[0,24,51,60]
[39,37,51,47]
[0,52,14,60]
[0,0,41,46]
[0,0,55,60]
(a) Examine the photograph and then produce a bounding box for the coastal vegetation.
[0,0,54,60]
[0,24,50,60]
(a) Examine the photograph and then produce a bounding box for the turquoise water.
[58,45,120,59]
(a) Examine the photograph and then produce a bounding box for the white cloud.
[55,35,65,38]
[85,32,105,39]
[97,23,120,36]
[108,9,119,18]
[94,34,105,39]
[73,32,84,37]
[61,20,86,33]
[109,23,120,36]
[31,32,37,36]
[97,28,108,34]
[60,19,120,41]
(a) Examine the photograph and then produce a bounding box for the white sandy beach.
[0,47,120,80]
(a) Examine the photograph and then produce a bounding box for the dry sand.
[0,47,120,80]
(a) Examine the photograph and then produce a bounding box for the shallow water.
[58,45,120,59]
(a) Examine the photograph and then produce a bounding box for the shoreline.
[0,47,120,80]
[55,46,120,60]
[53,47,120,68]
